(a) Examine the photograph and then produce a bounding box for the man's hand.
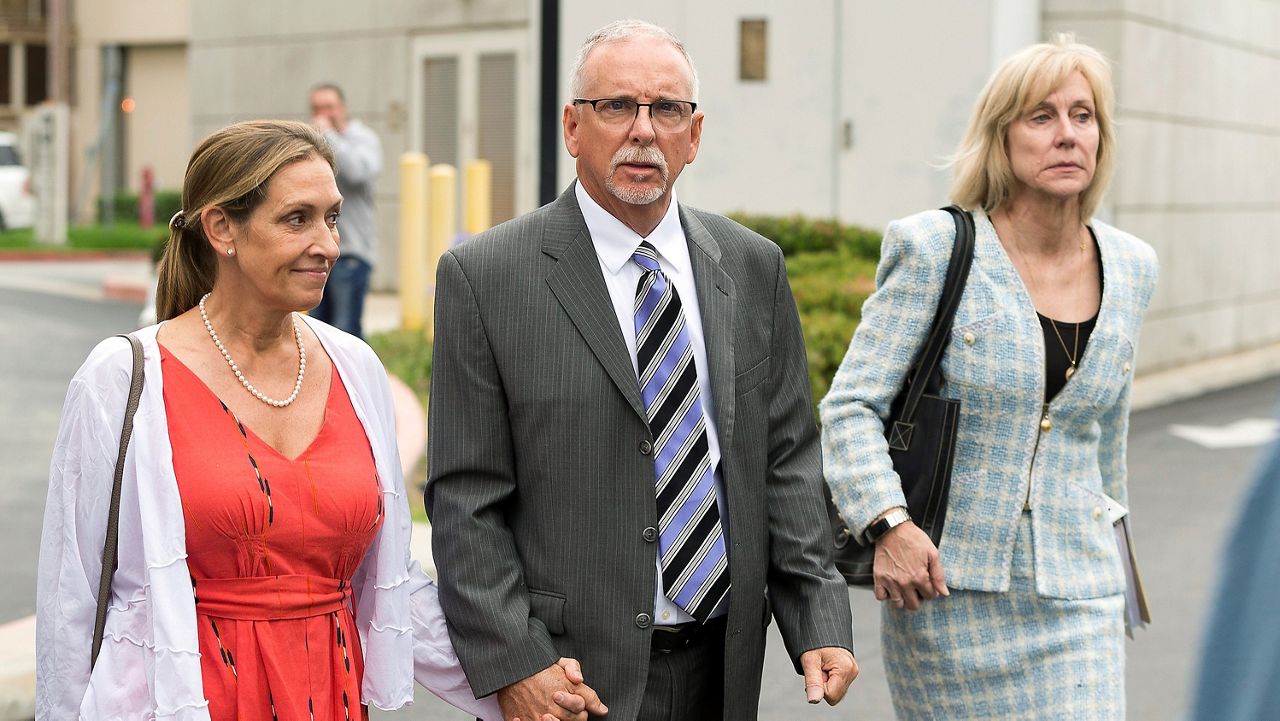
[311,113,334,133]
[799,647,858,705]
[499,658,609,721]
[873,521,949,611]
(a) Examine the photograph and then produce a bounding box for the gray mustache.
[610,147,668,174]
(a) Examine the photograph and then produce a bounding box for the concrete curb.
[1131,342,1280,411]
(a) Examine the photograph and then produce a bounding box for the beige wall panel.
[1122,0,1280,49]
[122,45,189,193]
[1235,296,1280,351]
[79,0,189,44]
[679,1,838,218]
[1113,19,1280,128]
[1043,0,1123,12]
[1113,119,1279,207]
[836,0,995,228]
[194,0,527,42]
[1138,303,1243,371]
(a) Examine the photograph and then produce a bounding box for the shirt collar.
[576,181,687,276]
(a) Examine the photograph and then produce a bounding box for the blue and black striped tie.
[632,241,730,623]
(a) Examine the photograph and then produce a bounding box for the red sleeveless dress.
[161,345,384,721]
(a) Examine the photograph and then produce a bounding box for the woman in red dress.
[37,120,601,720]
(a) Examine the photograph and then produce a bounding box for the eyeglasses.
[573,98,698,132]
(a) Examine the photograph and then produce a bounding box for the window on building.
[25,42,46,105]
[739,19,767,81]
[477,52,516,224]
[421,57,459,169]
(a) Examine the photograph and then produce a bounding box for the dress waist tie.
[193,574,353,620]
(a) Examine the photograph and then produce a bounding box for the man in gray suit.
[427,19,857,721]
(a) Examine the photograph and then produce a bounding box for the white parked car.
[0,132,34,231]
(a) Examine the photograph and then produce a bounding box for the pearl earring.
[227,247,235,257]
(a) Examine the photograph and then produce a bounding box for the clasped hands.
[497,658,608,721]
[497,646,858,720]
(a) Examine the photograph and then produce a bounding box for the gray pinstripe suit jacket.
[425,185,854,720]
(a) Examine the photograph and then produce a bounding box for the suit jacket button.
[639,440,653,455]
[963,332,976,346]
[635,613,652,629]
[642,526,658,543]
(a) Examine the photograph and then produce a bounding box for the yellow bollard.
[463,159,492,236]
[399,152,429,331]
[426,164,457,342]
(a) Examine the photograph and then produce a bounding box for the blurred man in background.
[309,82,382,338]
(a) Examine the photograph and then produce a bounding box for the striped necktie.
[632,241,730,623]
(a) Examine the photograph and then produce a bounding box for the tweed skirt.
[882,512,1125,720]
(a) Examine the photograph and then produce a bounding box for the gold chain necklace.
[1044,314,1081,380]
[1006,225,1088,382]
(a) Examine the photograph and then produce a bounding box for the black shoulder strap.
[896,206,976,422]
[91,333,144,669]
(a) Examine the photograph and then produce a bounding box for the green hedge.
[104,190,183,225]
[0,222,168,252]
[368,215,883,419]
[729,212,882,261]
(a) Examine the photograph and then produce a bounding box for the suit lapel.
[543,186,648,422]
[681,207,738,457]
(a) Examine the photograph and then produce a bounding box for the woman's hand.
[872,521,950,610]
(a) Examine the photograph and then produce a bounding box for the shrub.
[729,213,882,262]
[105,190,183,225]
[367,328,433,409]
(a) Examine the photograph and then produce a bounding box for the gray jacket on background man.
[323,119,381,266]
[426,185,854,721]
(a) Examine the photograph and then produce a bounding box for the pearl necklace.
[199,293,306,408]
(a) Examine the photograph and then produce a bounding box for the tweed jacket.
[426,185,854,721]
[821,209,1158,599]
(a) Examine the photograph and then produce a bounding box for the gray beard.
[605,175,666,205]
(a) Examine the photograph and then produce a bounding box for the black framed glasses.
[573,97,698,132]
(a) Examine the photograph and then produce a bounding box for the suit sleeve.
[425,251,559,697]
[762,244,856,667]
[819,218,949,538]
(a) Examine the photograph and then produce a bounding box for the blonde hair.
[155,120,334,321]
[949,34,1116,221]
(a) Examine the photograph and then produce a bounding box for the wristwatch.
[863,507,911,544]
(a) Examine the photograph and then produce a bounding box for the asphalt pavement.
[4,257,1279,720]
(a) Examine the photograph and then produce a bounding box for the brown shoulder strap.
[91,333,144,669]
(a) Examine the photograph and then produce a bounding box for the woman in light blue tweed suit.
[822,37,1158,719]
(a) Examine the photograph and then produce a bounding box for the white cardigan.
[36,319,500,720]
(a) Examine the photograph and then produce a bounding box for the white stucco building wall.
[185,0,1279,375]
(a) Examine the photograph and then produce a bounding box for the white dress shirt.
[575,181,729,625]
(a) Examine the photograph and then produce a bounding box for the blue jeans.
[311,257,371,338]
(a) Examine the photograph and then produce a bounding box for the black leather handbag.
[824,206,976,586]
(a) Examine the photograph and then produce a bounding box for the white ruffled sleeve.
[407,561,502,720]
[36,375,114,720]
